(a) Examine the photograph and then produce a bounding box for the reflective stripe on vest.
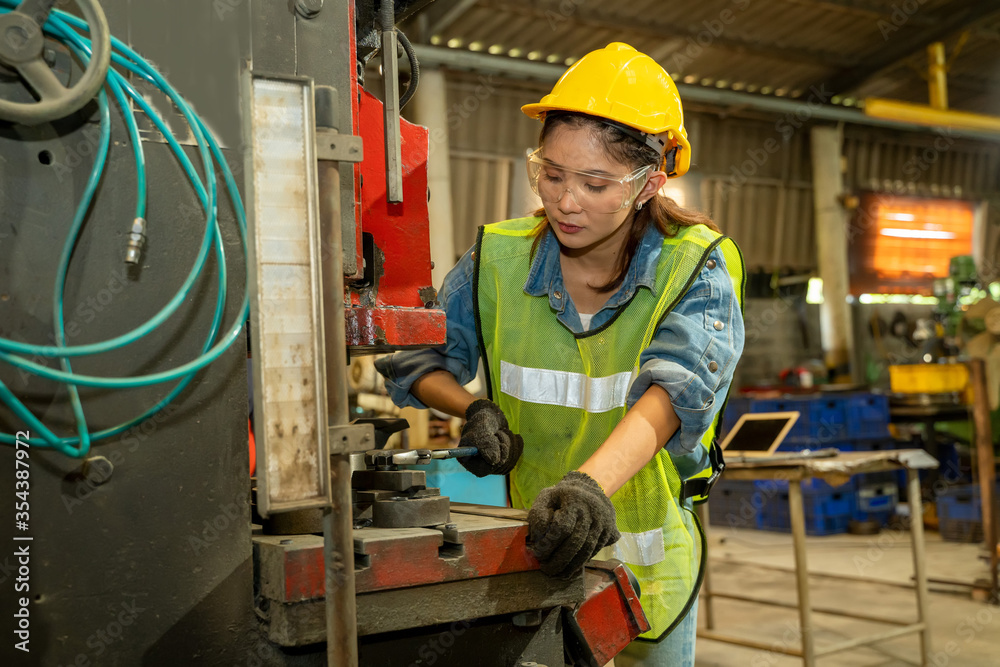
[474,216,745,639]
[500,361,634,413]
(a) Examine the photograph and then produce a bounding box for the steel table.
[698,449,939,666]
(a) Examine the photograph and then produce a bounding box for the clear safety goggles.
[525,148,652,214]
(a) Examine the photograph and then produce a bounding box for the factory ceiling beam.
[821,2,1000,95]
[476,0,858,69]
[788,0,933,25]
[412,44,1000,143]
[423,0,479,36]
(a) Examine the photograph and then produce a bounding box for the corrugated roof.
[406,0,1000,113]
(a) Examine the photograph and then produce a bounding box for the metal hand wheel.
[0,0,111,125]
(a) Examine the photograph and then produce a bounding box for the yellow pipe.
[927,42,948,110]
[864,97,1000,134]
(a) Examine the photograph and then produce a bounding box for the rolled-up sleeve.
[626,249,745,458]
[374,246,481,409]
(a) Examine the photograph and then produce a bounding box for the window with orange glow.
[849,194,974,295]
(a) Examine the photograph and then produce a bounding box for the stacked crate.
[707,479,763,530]
[717,392,897,535]
[935,483,1000,543]
[756,479,857,536]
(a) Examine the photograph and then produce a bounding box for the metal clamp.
[316,128,364,162]
[328,422,375,455]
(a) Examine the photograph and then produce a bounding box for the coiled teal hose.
[0,1,248,456]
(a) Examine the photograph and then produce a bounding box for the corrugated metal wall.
[443,72,1000,274]
[445,76,544,255]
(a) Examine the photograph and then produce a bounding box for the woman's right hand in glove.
[456,399,524,477]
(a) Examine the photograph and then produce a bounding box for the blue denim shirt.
[376,223,745,475]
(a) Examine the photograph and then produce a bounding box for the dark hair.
[529,113,720,293]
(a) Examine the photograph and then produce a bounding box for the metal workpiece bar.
[704,591,915,626]
[813,623,927,658]
[388,446,478,465]
[695,630,804,657]
[908,469,933,665]
[788,482,816,667]
[326,455,358,667]
[381,19,403,202]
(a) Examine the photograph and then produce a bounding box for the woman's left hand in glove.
[526,471,620,578]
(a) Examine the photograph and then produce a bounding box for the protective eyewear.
[525,148,652,214]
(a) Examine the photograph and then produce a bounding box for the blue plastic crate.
[757,482,856,536]
[708,479,762,529]
[856,482,898,515]
[846,393,890,439]
[750,398,810,439]
[751,395,849,443]
[766,477,857,495]
[853,439,908,489]
[758,504,853,536]
[423,457,507,506]
[937,485,982,523]
[852,438,896,452]
[805,396,848,442]
[935,483,1000,543]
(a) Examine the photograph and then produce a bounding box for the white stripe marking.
[608,529,666,567]
[499,361,633,413]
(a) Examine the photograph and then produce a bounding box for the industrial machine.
[0,1,647,664]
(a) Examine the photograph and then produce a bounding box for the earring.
[635,200,644,211]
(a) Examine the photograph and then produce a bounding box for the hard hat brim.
[521,104,692,178]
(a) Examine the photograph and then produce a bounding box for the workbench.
[698,449,939,667]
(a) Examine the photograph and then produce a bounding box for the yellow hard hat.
[521,42,691,178]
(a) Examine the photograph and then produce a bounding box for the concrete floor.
[696,527,999,666]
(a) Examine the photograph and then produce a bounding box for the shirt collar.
[523,222,664,303]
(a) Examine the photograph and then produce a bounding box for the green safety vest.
[472,216,745,640]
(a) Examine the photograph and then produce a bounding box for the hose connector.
[125,217,146,265]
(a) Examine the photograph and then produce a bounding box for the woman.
[376,42,745,666]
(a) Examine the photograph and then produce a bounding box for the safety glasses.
[525,148,652,214]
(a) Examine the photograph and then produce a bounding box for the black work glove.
[527,471,620,578]
[456,399,524,477]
